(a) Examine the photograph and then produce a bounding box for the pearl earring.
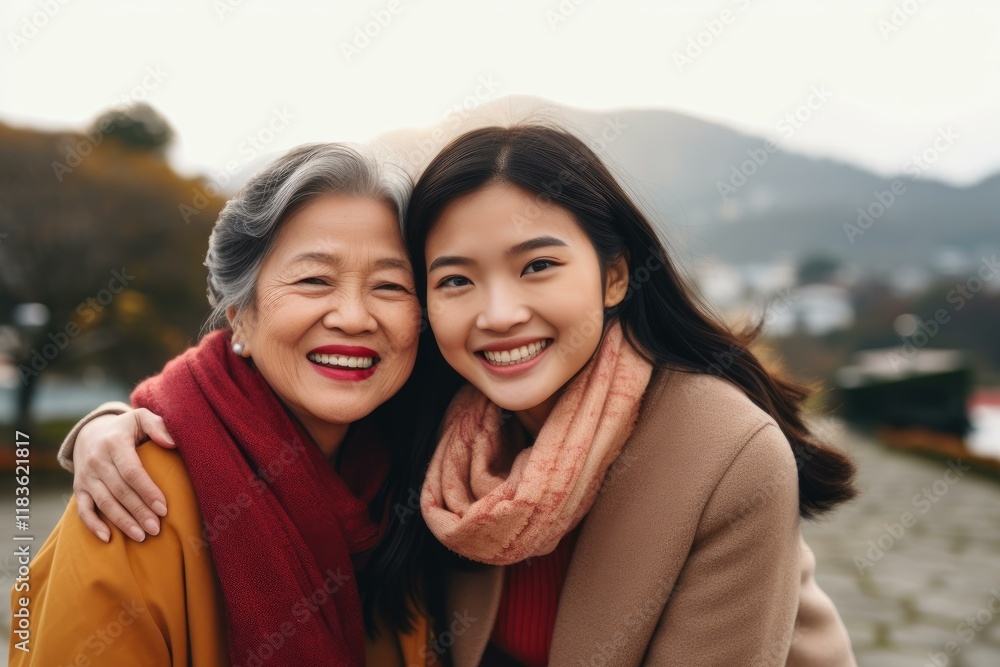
[232,342,244,356]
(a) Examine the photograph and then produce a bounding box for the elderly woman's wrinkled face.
[232,195,421,448]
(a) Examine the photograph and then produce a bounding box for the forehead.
[271,194,406,258]
[427,184,586,252]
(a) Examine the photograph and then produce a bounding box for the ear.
[226,306,252,355]
[603,252,630,308]
[226,306,239,333]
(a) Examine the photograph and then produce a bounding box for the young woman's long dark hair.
[356,326,461,638]
[404,124,857,520]
[363,123,857,638]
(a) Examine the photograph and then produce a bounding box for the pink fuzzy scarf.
[420,322,654,565]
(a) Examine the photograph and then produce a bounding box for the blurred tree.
[0,111,225,431]
[91,103,174,154]
[797,254,841,285]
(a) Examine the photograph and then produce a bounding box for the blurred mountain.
[377,96,999,275]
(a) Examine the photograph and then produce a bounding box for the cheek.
[427,300,467,354]
[547,292,606,365]
[252,313,307,360]
[251,288,310,336]
[380,299,422,358]
[547,286,602,330]
[425,296,448,336]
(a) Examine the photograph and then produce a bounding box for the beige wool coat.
[441,369,856,666]
[55,369,856,666]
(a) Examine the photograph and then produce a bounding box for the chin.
[309,402,372,425]
[483,391,546,414]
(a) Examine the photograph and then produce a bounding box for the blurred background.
[1,1,999,665]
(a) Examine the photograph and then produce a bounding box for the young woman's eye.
[438,275,472,288]
[523,259,557,275]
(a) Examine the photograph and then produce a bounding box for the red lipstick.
[307,345,379,382]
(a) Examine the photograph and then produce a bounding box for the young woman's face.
[233,195,421,449]
[425,184,627,419]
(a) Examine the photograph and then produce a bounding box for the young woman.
[53,125,858,665]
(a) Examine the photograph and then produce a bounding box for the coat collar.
[445,370,675,666]
[446,565,503,667]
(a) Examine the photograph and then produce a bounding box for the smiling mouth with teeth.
[479,339,551,366]
[306,352,378,369]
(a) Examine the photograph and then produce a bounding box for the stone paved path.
[2,420,998,666]
[803,419,1000,666]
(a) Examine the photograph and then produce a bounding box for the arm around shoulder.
[57,401,133,472]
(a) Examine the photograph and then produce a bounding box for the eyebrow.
[290,251,411,271]
[427,235,569,273]
[506,236,568,257]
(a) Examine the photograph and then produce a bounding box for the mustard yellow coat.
[9,443,424,666]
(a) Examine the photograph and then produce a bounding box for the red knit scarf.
[130,329,388,667]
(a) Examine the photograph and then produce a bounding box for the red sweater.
[487,524,583,666]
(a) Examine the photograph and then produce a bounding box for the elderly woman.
[9,143,429,667]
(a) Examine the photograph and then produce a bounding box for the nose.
[475,282,531,333]
[322,292,378,335]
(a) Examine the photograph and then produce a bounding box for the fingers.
[75,490,111,543]
[133,408,176,449]
[70,407,169,541]
[103,452,163,537]
[114,446,168,520]
[89,478,149,543]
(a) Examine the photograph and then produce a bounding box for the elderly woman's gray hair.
[202,142,412,332]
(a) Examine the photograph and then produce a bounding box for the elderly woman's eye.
[376,283,409,292]
[299,277,328,285]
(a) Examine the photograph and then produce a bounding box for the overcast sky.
[2,0,998,186]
